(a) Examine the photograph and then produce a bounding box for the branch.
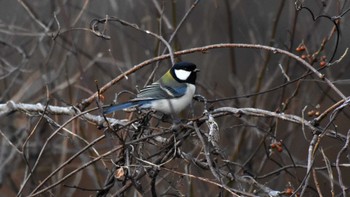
[78,43,347,111]
[0,100,127,126]
[212,107,319,132]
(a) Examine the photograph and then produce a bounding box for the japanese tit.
[103,62,199,115]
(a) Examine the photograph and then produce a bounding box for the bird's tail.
[103,101,139,114]
[103,100,151,114]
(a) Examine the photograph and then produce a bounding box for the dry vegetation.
[1,0,350,196]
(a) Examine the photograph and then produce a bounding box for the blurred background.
[1,0,350,196]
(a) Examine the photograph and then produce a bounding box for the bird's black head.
[170,62,199,84]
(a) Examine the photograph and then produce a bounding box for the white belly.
[150,84,196,114]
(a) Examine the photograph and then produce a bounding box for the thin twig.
[29,144,123,197]
[336,129,350,197]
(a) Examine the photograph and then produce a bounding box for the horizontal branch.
[3,100,344,141]
[212,107,318,132]
[0,100,127,126]
[2,100,322,134]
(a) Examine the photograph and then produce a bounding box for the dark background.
[1,0,350,196]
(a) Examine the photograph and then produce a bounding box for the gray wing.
[134,81,187,101]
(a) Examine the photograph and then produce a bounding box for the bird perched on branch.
[103,62,199,115]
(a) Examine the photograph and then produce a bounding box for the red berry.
[319,61,326,67]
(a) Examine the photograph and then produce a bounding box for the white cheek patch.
[174,69,191,80]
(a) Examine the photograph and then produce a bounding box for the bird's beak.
[194,68,200,72]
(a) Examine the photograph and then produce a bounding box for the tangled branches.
[1,1,350,196]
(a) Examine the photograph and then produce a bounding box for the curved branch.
[78,43,347,111]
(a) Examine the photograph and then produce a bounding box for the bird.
[103,62,199,115]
